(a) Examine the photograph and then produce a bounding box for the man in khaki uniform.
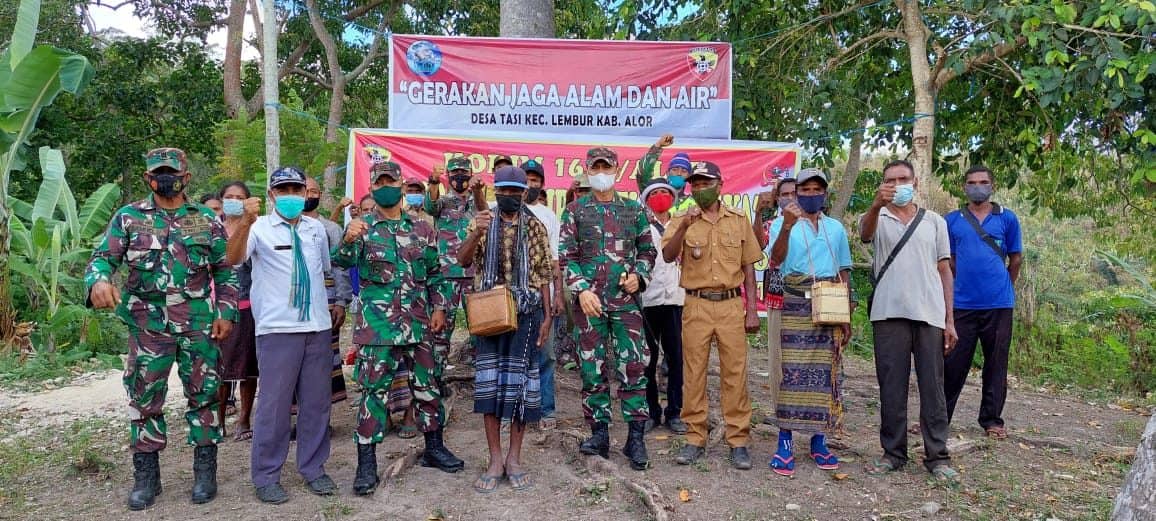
[661,161,762,469]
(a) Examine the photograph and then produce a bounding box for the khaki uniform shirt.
[663,205,763,291]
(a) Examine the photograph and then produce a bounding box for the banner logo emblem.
[405,40,443,77]
[363,145,390,164]
[687,47,720,80]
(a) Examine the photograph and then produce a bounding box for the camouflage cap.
[492,155,514,169]
[586,147,618,168]
[404,175,426,188]
[144,147,188,172]
[446,156,471,172]
[370,161,402,181]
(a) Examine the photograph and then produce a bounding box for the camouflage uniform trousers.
[433,277,472,373]
[123,326,222,453]
[573,307,651,425]
[353,341,445,445]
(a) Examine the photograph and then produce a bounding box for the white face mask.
[589,173,616,192]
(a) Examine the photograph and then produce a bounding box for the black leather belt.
[687,288,741,301]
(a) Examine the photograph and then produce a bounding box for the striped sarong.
[774,275,843,434]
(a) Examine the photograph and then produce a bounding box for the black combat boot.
[190,445,218,504]
[622,420,649,470]
[421,429,465,473]
[352,443,379,496]
[127,451,162,510]
[579,422,610,459]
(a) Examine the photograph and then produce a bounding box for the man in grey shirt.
[859,160,960,483]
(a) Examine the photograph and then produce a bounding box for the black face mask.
[524,187,543,204]
[496,194,522,214]
[148,173,185,198]
[303,197,321,212]
[449,174,470,193]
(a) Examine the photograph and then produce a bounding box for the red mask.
[646,192,674,213]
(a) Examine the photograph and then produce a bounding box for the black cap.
[687,161,722,181]
[270,166,307,188]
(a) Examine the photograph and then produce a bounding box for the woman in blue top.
[764,168,853,476]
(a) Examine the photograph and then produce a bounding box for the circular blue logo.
[406,40,443,77]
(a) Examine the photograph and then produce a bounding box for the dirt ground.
[0,341,1148,521]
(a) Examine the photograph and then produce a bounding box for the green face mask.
[371,185,403,208]
[691,185,720,209]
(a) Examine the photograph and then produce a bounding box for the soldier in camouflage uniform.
[558,147,657,471]
[425,157,486,370]
[404,175,434,226]
[334,161,465,496]
[85,147,239,510]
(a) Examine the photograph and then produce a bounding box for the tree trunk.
[1113,414,1156,520]
[322,76,346,210]
[222,0,247,119]
[500,0,555,37]
[898,0,936,194]
[0,205,13,349]
[830,127,864,219]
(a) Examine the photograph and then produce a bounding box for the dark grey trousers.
[872,319,951,471]
[251,330,333,488]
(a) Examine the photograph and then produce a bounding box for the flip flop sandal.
[865,458,898,475]
[811,452,840,470]
[473,474,501,494]
[908,423,922,435]
[931,465,961,484]
[233,428,254,442]
[507,472,532,491]
[397,425,419,439]
[769,454,795,476]
[985,426,1008,439]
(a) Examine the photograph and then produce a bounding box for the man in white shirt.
[226,167,336,504]
[521,159,565,429]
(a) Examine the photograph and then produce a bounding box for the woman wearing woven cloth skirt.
[458,166,554,493]
[764,168,853,477]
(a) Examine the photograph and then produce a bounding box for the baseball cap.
[370,161,401,181]
[494,166,528,189]
[493,155,513,169]
[795,167,828,187]
[586,147,618,168]
[521,159,544,176]
[404,175,426,188]
[687,161,722,181]
[269,166,307,188]
[446,157,471,172]
[145,148,188,172]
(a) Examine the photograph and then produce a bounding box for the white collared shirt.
[241,213,333,336]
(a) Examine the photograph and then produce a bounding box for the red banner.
[388,35,733,138]
[348,129,798,215]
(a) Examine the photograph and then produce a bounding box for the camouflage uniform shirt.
[425,190,478,279]
[85,196,239,333]
[333,211,450,346]
[559,194,657,311]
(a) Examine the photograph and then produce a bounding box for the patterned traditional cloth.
[473,308,543,423]
[329,328,347,403]
[388,363,413,415]
[775,275,843,434]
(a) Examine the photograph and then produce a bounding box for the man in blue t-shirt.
[943,165,1023,439]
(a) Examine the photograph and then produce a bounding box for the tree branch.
[826,28,902,71]
[292,67,333,89]
[934,35,1026,90]
[343,0,391,21]
[1060,23,1152,40]
[344,14,394,82]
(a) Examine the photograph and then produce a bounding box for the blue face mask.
[405,193,425,207]
[667,175,686,190]
[797,194,826,214]
[893,184,915,207]
[274,194,306,219]
[222,199,244,216]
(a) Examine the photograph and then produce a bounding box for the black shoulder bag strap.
[872,208,926,285]
[961,204,1006,261]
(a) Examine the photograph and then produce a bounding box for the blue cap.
[270,166,307,188]
[521,159,544,175]
[494,165,528,189]
[668,153,692,173]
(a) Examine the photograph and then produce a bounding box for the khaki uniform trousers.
[681,294,751,448]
